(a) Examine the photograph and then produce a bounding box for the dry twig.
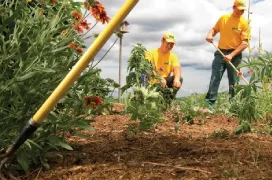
[143,161,211,174]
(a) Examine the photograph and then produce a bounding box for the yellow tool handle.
[211,42,249,85]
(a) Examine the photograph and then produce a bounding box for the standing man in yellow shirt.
[145,33,183,98]
[205,0,249,107]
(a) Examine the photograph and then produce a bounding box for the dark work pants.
[205,50,242,105]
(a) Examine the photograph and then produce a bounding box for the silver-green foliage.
[122,44,171,131]
[125,86,165,131]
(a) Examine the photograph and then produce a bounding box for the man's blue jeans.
[205,50,242,105]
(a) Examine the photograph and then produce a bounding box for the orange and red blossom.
[84,1,90,9]
[50,0,58,5]
[80,20,90,30]
[68,42,84,54]
[68,41,76,49]
[84,96,103,108]
[237,71,243,76]
[71,10,91,34]
[90,1,110,24]
[76,47,84,54]
[72,10,82,20]
[72,23,84,34]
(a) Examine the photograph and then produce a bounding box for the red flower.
[90,1,110,24]
[248,69,254,75]
[80,20,90,30]
[72,24,84,34]
[84,1,90,9]
[50,0,58,5]
[94,97,103,105]
[237,71,243,76]
[68,42,83,54]
[68,42,76,49]
[72,10,82,20]
[76,47,84,54]
[84,96,103,108]
[99,12,110,24]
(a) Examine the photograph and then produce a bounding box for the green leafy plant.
[178,96,201,125]
[125,86,165,131]
[122,44,175,131]
[121,43,156,92]
[233,120,251,135]
[211,129,229,138]
[229,51,272,134]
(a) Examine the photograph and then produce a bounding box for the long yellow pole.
[33,0,139,124]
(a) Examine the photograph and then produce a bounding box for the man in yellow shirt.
[145,33,183,97]
[205,0,249,107]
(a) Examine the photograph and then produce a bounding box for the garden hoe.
[0,0,139,178]
[211,41,249,85]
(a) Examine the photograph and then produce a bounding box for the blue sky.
[83,0,272,97]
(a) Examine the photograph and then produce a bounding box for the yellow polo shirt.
[213,13,249,50]
[145,48,180,78]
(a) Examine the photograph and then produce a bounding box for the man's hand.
[173,78,181,89]
[223,40,248,62]
[206,29,216,43]
[224,54,233,62]
[161,78,167,88]
[206,35,213,43]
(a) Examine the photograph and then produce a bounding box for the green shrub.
[0,0,116,171]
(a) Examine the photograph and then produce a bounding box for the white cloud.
[83,0,272,97]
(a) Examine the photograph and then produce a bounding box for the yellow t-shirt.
[145,48,180,78]
[213,13,249,50]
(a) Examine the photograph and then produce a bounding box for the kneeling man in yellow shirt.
[145,33,183,98]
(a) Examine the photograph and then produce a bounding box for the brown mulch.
[18,103,272,180]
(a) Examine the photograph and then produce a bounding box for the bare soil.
[20,103,272,180]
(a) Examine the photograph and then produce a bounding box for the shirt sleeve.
[213,16,223,33]
[241,22,249,41]
[171,54,180,67]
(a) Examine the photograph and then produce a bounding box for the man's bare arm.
[224,40,248,61]
[173,66,182,88]
[206,28,218,43]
